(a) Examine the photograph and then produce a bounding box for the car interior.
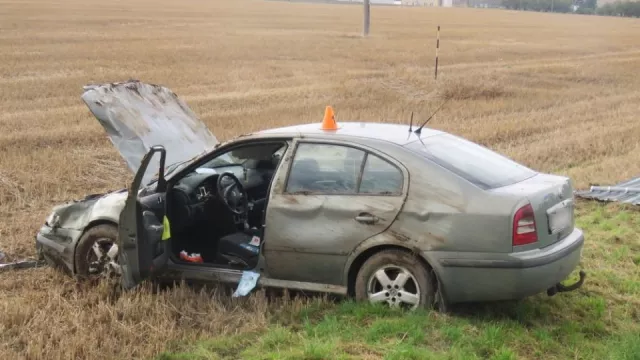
[165,141,288,270]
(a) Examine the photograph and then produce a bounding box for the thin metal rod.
[434,25,440,80]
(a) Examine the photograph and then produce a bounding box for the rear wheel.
[355,249,435,310]
[74,224,121,280]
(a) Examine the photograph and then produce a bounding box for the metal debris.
[0,260,44,272]
[0,250,45,272]
[575,176,640,205]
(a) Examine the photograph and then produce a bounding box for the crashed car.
[36,80,586,310]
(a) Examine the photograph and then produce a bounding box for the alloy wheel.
[366,265,421,310]
[86,237,121,278]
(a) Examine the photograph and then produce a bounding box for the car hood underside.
[81,80,219,185]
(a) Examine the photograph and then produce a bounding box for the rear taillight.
[513,203,537,246]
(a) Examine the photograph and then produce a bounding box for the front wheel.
[74,224,121,280]
[355,249,435,310]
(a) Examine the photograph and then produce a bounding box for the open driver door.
[118,145,170,290]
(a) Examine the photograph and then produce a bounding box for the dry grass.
[1,0,640,358]
[0,268,323,359]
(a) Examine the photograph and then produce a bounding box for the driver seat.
[217,228,261,268]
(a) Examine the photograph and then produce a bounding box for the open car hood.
[81,80,219,185]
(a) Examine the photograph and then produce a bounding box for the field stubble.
[1,0,639,359]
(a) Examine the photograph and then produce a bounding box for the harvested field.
[0,0,639,359]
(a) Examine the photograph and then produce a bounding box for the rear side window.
[285,143,404,195]
[360,154,403,195]
[405,134,536,189]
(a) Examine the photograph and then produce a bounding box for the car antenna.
[406,111,414,140]
[414,98,449,135]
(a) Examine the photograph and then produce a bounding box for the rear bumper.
[429,227,585,304]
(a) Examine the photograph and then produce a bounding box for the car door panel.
[118,146,170,290]
[264,194,402,285]
[262,140,408,286]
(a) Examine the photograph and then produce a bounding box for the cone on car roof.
[321,105,338,130]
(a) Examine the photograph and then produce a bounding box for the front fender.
[51,189,126,231]
[86,190,127,226]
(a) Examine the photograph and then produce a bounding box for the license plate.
[547,199,573,235]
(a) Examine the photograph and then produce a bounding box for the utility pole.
[363,0,370,37]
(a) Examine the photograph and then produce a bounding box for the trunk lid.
[81,80,219,185]
[491,173,575,249]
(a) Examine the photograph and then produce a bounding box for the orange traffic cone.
[321,105,338,130]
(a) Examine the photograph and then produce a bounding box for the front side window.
[286,143,365,194]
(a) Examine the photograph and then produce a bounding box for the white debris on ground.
[232,270,261,297]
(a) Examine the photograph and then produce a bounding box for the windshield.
[201,143,285,169]
[405,134,536,189]
[144,144,283,187]
[144,150,234,186]
[205,151,245,168]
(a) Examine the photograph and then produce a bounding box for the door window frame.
[164,137,293,188]
[160,137,293,266]
[280,139,408,197]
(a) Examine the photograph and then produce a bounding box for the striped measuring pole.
[434,25,440,80]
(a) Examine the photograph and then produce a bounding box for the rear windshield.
[405,134,536,189]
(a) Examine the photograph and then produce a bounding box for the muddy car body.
[36,81,586,309]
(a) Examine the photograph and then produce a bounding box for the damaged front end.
[35,80,221,276]
[35,189,127,274]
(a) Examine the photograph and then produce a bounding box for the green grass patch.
[158,202,640,360]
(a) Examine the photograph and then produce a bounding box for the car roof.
[256,122,444,146]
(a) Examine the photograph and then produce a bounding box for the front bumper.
[35,225,83,274]
[430,227,585,304]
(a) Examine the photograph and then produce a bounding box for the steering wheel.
[216,172,248,216]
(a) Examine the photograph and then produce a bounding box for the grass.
[160,202,639,360]
[0,0,640,358]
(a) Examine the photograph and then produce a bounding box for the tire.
[355,249,435,310]
[74,224,119,279]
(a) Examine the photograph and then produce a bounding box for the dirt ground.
[1,0,640,359]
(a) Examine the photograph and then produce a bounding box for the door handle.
[355,212,378,224]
